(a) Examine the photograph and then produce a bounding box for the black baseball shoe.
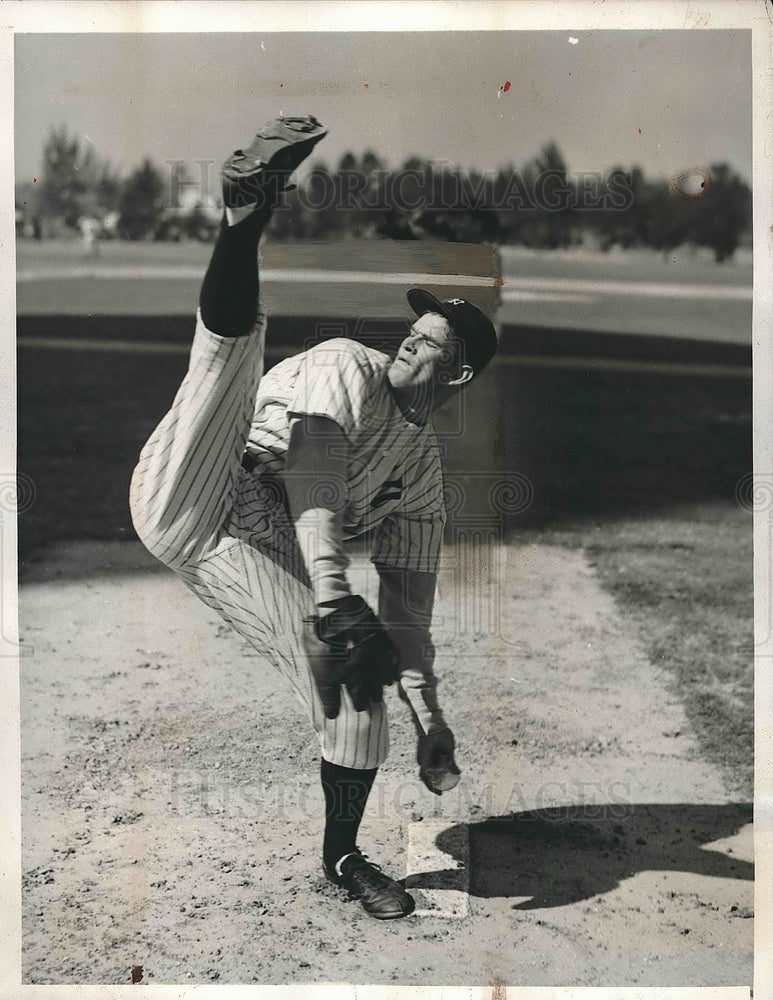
[222,114,327,209]
[324,852,416,920]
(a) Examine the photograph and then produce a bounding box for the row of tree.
[16,128,220,243]
[16,127,751,261]
[269,146,750,262]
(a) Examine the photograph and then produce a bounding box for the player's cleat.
[222,114,328,209]
[323,852,416,920]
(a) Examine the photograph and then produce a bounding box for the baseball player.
[130,115,498,920]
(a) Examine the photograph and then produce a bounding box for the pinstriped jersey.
[245,337,446,573]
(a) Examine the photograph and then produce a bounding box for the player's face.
[387,312,459,395]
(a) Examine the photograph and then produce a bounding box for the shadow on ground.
[408,803,752,909]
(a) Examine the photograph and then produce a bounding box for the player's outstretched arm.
[376,565,461,794]
[285,415,400,718]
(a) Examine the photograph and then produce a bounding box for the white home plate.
[405,820,470,918]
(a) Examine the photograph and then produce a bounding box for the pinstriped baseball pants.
[129,308,389,769]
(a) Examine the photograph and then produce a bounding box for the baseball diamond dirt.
[19,536,752,986]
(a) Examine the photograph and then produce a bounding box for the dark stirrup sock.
[320,758,378,872]
[199,208,271,338]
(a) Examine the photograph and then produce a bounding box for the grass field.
[540,504,754,798]
[16,238,752,345]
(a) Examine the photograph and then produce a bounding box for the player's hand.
[302,595,400,719]
[417,728,461,795]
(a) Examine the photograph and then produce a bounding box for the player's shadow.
[408,802,753,909]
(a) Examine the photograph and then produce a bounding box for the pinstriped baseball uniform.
[130,303,446,769]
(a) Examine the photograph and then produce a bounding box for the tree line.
[16,127,751,262]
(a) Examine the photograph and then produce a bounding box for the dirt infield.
[19,538,752,987]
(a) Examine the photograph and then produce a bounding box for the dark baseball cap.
[406,288,498,377]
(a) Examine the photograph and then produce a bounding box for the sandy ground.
[18,538,753,987]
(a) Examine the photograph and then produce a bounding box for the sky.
[15,29,751,189]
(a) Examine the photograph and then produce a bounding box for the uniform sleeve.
[376,566,448,736]
[286,340,375,441]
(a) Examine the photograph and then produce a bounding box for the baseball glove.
[303,595,400,719]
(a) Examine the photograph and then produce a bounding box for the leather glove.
[417,727,461,795]
[302,595,400,719]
